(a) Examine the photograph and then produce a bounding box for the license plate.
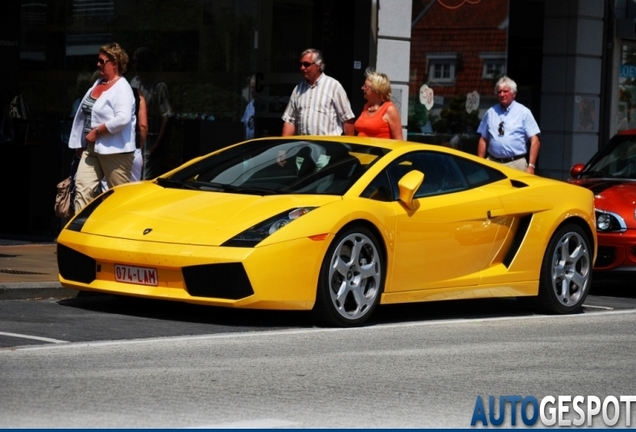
[115,264,158,286]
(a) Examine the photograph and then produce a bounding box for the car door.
[364,151,508,292]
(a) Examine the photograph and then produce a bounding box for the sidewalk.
[0,239,78,300]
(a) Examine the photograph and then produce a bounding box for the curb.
[0,283,79,300]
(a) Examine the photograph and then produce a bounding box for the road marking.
[582,304,614,311]
[190,419,298,428]
[0,331,69,344]
[7,308,636,353]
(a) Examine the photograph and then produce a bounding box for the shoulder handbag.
[54,176,73,218]
[54,155,80,219]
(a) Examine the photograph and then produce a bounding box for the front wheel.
[312,226,385,327]
[536,224,592,314]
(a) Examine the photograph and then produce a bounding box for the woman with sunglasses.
[354,68,403,140]
[68,42,136,213]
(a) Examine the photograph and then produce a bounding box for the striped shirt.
[80,95,97,135]
[281,74,355,135]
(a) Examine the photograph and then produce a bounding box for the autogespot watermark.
[471,395,636,427]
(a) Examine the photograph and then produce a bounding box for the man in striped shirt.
[281,48,355,136]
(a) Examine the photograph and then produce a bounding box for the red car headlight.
[595,209,626,233]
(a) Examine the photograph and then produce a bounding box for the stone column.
[376,0,412,137]
[540,0,605,179]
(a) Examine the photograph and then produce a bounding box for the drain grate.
[0,269,48,275]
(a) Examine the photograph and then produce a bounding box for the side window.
[453,156,507,186]
[361,151,507,201]
[411,152,467,197]
[361,170,393,201]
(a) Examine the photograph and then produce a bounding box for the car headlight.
[595,209,626,233]
[222,207,316,247]
[67,189,115,232]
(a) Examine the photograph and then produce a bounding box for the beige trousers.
[488,156,528,172]
[74,143,134,213]
[504,157,528,171]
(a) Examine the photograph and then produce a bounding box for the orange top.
[355,102,393,138]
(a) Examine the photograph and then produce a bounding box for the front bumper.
[594,230,636,273]
[57,229,331,310]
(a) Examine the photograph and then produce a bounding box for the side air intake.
[57,244,97,284]
[503,215,532,268]
[183,263,254,300]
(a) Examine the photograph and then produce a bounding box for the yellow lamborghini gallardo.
[57,136,597,327]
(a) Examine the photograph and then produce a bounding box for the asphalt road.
[1,281,636,428]
[1,281,635,348]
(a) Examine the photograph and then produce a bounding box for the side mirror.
[570,163,585,178]
[398,170,424,211]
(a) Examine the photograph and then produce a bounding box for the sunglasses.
[498,121,504,137]
[299,61,315,68]
[97,58,111,66]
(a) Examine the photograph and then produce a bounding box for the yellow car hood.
[79,182,341,246]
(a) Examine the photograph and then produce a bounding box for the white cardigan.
[68,78,137,154]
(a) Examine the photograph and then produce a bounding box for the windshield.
[580,135,636,180]
[159,138,390,195]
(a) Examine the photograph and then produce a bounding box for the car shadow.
[57,292,316,330]
[590,279,636,298]
[368,297,535,326]
[56,277,632,331]
[56,292,568,331]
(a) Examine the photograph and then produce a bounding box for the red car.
[570,129,636,279]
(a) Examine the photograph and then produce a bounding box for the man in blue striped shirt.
[282,48,355,136]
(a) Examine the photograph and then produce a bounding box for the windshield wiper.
[157,178,279,195]
[155,178,202,190]
[220,183,280,195]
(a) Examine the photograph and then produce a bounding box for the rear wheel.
[536,224,592,314]
[312,226,385,327]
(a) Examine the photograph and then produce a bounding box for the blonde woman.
[354,68,403,139]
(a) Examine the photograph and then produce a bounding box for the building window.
[480,52,506,79]
[431,62,453,81]
[426,53,458,85]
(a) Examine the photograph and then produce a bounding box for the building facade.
[0,0,627,238]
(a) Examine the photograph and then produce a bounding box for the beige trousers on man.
[488,156,528,172]
[74,143,134,213]
[504,157,528,171]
